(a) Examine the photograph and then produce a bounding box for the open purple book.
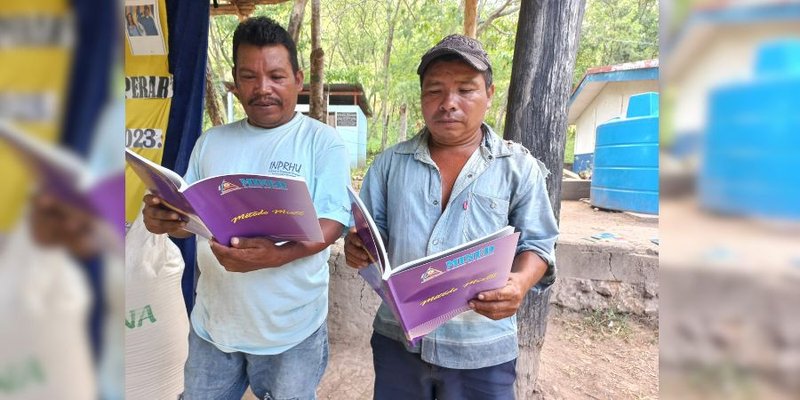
[347,186,520,343]
[126,148,323,245]
[0,121,125,240]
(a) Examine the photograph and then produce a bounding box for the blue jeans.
[182,322,328,400]
[371,332,517,400]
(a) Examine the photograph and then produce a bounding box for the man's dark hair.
[420,54,493,91]
[232,16,299,73]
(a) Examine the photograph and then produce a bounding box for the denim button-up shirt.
[359,124,559,369]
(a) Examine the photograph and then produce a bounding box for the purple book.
[125,148,323,245]
[347,187,520,343]
[0,121,125,240]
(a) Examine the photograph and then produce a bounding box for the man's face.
[420,59,494,144]
[233,44,303,129]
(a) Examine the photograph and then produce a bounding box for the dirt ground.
[558,200,659,254]
[536,306,659,400]
[244,306,659,400]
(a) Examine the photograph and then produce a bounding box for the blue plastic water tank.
[700,39,800,220]
[590,92,659,214]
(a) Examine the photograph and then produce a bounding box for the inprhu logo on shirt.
[268,160,302,176]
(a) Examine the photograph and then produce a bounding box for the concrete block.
[555,242,617,281]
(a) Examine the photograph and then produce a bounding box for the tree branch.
[476,0,516,36]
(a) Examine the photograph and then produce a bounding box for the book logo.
[420,267,444,283]
[218,179,242,195]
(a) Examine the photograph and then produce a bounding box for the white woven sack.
[125,215,189,400]
[0,218,95,400]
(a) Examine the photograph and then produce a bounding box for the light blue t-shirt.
[184,113,351,355]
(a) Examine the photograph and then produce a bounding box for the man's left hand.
[469,272,528,320]
[209,237,289,273]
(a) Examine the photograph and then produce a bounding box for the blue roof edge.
[568,67,660,107]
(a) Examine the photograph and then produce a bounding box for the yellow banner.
[0,1,74,232]
[124,0,172,225]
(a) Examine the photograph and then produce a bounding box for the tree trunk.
[381,103,394,150]
[287,0,307,45]
[309,0,325,122]
[398,103,408,142]
[205,62,224,126]
[379,0,402,151]
[503,1,586,398]
[464,0,478,38]
[494,91,508,133]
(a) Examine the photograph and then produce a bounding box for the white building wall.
[574,80,659,156]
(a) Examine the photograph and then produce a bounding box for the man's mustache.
[434,112,461,122]
[249,97,282,106]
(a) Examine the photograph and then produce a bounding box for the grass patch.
[584,308,633,338]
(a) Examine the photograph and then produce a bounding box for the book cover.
[347,186,520,342]
[0,121,125,239]
[125,148,324,245]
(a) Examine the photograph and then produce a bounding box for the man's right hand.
[141,194,189,236]
[343,227,371,269]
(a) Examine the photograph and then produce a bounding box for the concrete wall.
[551,241,658,316]
[660,263,800,393]
[326,235,661,350]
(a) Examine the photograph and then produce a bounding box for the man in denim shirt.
[344,34,559,399]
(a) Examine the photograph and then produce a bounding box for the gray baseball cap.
[417,34,492,77]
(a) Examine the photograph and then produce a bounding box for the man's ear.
[294,69,305,91]
[487,83,496,106]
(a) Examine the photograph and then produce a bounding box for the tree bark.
[494,91,508,133]
[503,1,586,398]
[379,0,402,150]
[287,0,308,45]
[464,0,478,38]
[309,0,325,122]
[398,102,408,142]
[205,62,224,126]
[381,103,395,150]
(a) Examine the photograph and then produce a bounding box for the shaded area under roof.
[299,83,373,117]
[209,0,290,17]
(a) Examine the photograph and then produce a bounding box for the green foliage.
[205,1,658,160]
[565,126,576,164]
[206,1,522,142]
[573,0,659,85]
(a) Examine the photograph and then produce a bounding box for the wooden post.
[309,0,325,122]
[464,0,478,38]
[503,0,586,398]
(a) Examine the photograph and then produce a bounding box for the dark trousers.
[371,332,517,400]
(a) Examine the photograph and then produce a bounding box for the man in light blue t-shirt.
[141,17,350,400]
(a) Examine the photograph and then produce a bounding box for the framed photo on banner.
[124,0,167,55]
